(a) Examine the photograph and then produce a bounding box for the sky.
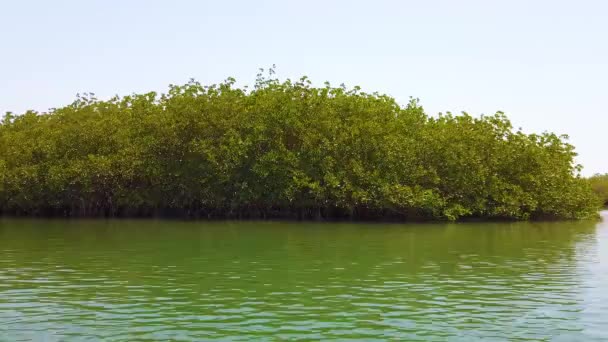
[1,0,606,175]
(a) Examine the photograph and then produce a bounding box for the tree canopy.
[0,71,601,220]
[588,174,608,207]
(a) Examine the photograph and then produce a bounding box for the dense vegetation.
[588,174,608,207]
[0,71,601,220]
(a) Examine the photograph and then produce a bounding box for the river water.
[1,213,607,341]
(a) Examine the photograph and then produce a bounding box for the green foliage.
[0,71,601,220]
[588,174,608,207]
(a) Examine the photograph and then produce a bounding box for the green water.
[1,213,607,341]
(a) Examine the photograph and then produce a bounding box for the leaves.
[588,174,608,207]
[0,73,601,220]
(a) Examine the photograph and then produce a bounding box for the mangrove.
[0,71,602,220]
[589,174,608,207]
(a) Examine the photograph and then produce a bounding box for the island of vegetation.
[0,71,602,220]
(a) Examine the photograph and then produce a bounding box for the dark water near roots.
[1,213,607,341]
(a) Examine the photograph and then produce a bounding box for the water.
[1,213,607,341]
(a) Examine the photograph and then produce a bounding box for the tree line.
[0,72,602,220]
[588,174,608,207]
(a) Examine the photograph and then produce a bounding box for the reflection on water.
[1,214,607,341]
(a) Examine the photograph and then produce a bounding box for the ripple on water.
[0,217,607,340]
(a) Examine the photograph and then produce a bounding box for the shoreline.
[1,210,604,223]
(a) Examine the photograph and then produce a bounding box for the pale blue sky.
[1,0,606,175]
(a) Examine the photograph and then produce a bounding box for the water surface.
[1,213,607,341]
